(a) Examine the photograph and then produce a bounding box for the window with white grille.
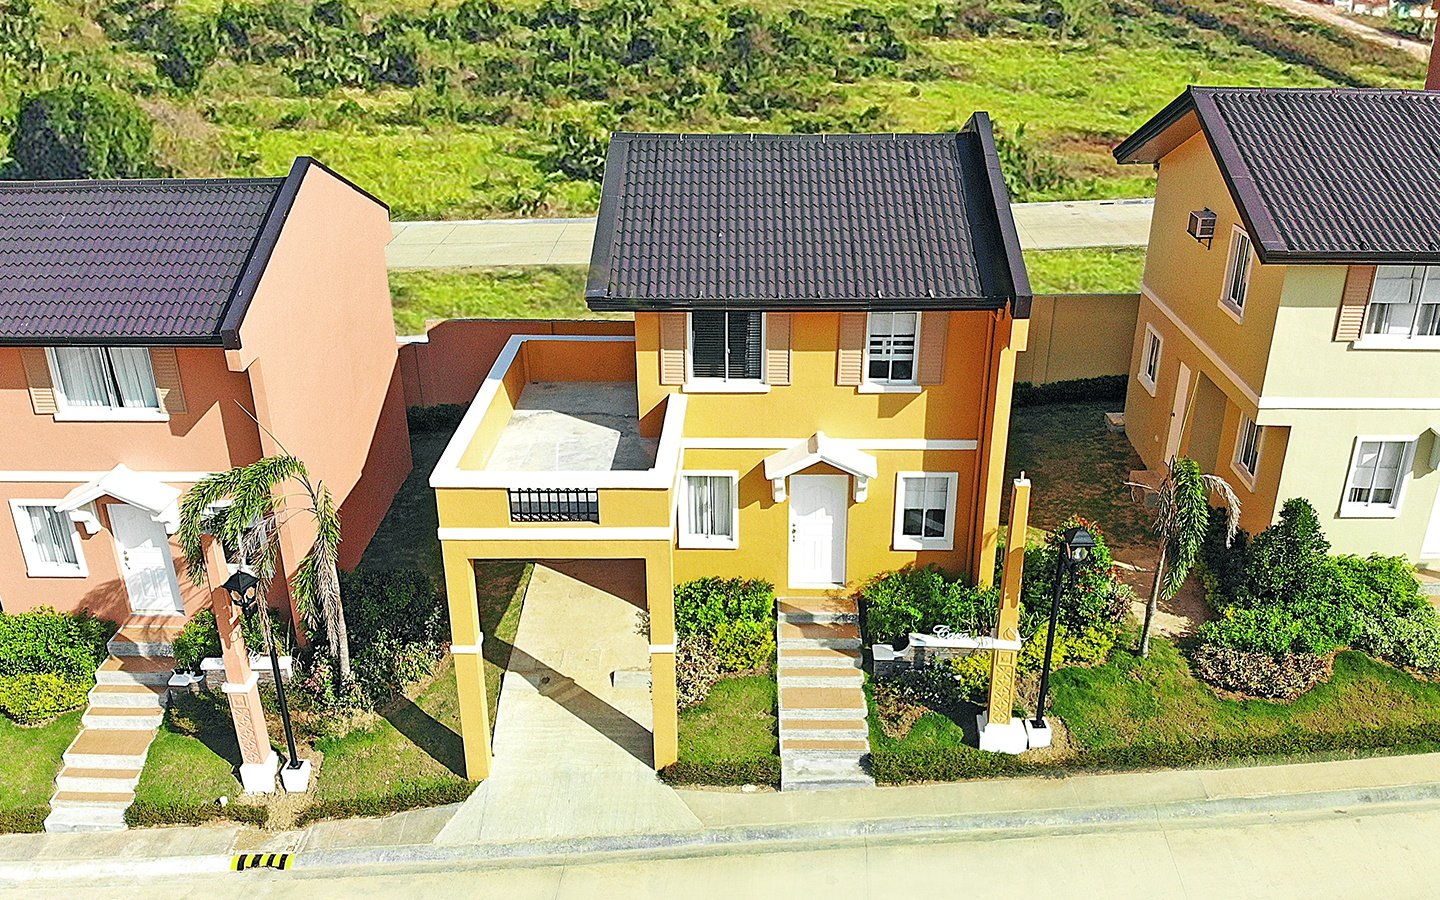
[1363,266,1440,340]
[9,501,85,577]
[866,312,918,385]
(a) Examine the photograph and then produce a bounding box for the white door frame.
[109,503,185,616]
[1423,490,1440,560]
[1164,361,1193,463]
[788,474,848,588]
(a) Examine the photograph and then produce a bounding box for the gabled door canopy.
[762,432,878,503]
[56,465,183,535]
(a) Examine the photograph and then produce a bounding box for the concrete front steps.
[776,597,874,791]
[44,622,178,833]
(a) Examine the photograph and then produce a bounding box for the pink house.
[0,157,411,628]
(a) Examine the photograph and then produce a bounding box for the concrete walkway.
[386,198,1155,269]
[433,561,701,845]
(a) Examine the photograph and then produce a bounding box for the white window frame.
[9,499,87,578]
[1355,265,1440,349]
[892,472,959,551]
[1231,414,1262,490]
[684,313,769,394]
[1219,227,1253,323]
[1339,435,1418,519]
[45,347,167,422]
[677,470,740,549]
[859,311,922,394]
[1138,323,1163,397]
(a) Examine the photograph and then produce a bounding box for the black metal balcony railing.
[508,488,600,523]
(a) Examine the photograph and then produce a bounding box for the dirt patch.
[1113,547,1214,638]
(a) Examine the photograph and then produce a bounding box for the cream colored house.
[1115,87,1440,564]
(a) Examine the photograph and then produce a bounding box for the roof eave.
[215,157,313,350]
[0,333,227,348]
[584,296,1011,313]
[1113,88,1202,165]
[584,134,630,313]
[963,111,1032,319]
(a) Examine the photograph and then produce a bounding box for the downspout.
[968,309,1000,585]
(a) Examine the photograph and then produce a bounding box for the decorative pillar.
[647,545,678,771]
[443,542,492,780]
[977,476,1030,754]
[205,535,278,793]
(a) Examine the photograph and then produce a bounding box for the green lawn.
[1024,248,1146,295]
[132,692,255,813]
[355,427,450,579]
[0,711,81,831]
[677,675,779,766]
[389,267,611,334]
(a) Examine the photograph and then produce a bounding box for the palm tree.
[1127,457,1240,658]
[178,454,350,682]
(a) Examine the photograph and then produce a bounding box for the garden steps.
[107,622,183,659]
[96,655,174,687]
[55,766,142,794]
[776,599,874,791]
[83,706,164,730]
[88,683,169,710]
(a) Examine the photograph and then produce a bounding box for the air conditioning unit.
[1188,208,1217,246]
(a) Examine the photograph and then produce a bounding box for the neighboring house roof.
[0,157,386,349]
[586,114,1031,316]
[1114,87,1440,264]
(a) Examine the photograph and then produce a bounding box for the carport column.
[978,477,1031,754]
[443,542,492,780]
[647,546,678,770]
[204,535,277,793]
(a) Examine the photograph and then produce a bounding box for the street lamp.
[1031,525,1096,740]
[221,569,303,774]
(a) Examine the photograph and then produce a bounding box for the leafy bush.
[170,609,266,672]
[340,568,447,649]
[4,87,160,180]
[710,619,774,674]
[294,781,476,826]
[676,634,720,709]
[860,565,998,646]
[992,122,1077,201]
[1018,517,1131,636]
[673,577,774,636]
[0,673,90,724]
[125,799,270,828]
[0,608,111,681]
[1190,645,1333,700]
[539,113,612,183]
[659,756,781,787]
[1011,375,1128,407]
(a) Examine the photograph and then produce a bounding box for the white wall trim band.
[451,642,481,655]
[0,471,214,484]
[221,672,260,693]
[682,438,978,451]
[649,643,677,654]
[1141,284,1261,408]
[438,526,674,542]
[1258,396,1440,411]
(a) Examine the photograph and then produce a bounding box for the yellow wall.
[1016,294,1140,385]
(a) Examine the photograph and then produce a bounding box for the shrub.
[5,87,160,180]
[125,799,270,828]
[1190,645,1334,700]
[1019,517,1131,635]
[539,113,612,183]
[340,568,447,649]
[293,781,477,826]
[710,619,774,674]
[860,565,997,646]
[170,609,266,672]
[673,578,774,637]
[1011,376,1128,407]
[873,678,929,738]
[659,756,781,787]
[406,404,467,432]
[0,807,48,834]
[676,634,720,709]
[0,608,111,681]
[0,673,90,724]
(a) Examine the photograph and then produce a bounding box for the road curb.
[5,780,1440,885]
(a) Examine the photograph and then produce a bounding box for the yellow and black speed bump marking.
[232,853,294,872]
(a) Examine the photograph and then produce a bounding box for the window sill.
[23,565,88,579]
[677,536,739,550]
[857,382,922,394]
[1338,505,1402,520]
[683,380,770,394]
[1218,298,1246,325]
[1352,336,1440,351]
[1137,374,1157,398]
[53,408,169,423]
[1229,459,1259,493]
[893,536,955,552]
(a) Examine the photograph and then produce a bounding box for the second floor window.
[1222,229,1253,317]
[691,311,761,382]
[866,312,918,384]
[49,347,160,412]
[1364,266,1440,339]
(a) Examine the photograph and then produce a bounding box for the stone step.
[778,621,861,651]
[781,737,870,753]
[778,666,863,687]
[96,656,173,687]
[780,686,867,714]
[43,807,127,833]
[83,707,164,730]
[780,719,869,742]
[778,647,862,669]
[107,624,180,659]
[88,683,169,710]
[781,753,875,791]
[777,597,860,625]
[50,790,134,811]
[55,766,142,794]
[63,728,155,770]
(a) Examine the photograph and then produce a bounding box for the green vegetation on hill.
[1,0,1426,218]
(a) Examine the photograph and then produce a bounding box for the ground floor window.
[893,472,958,551]
[1233,414,1262,484]
[1139,323,1162,395]
[9,500,86,577]
[679,472,739,548]
[1342,438,1414,516]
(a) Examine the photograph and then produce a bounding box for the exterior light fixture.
[222,567,303,774]
[222,568,261,613]
[1032,525,1097,736]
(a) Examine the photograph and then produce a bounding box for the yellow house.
[1116,87,1440,562]
[432,119,1032,779]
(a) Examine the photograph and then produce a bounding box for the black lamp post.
[1032,525,1097,731]
[221,569,302,772]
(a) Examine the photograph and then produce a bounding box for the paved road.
[386,198,1155,269]
[39,798,1440,898]
[1257,0,1431,61]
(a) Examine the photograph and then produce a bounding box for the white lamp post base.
[1024,718,1054,749]
[280,758,313,793]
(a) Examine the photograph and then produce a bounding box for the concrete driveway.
[434,561,700,845]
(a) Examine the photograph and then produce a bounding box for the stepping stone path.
[776,597,874,791]
[45,621,179,833]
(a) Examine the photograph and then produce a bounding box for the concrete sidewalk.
[385,198,1154,269]
[3,750,1440,886]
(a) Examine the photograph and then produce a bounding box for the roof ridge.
[0,176,287,190]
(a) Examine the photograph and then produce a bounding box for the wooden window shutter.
[659,312,687,385]
[149,347,188,414]
[20,348,58,414]
[765,313,791,385]
[836,312,865,386]
[916,311,949,385]
[1335,265,1376,342]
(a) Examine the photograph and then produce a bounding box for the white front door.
[788,474,848,588]
[1164,361,1193,463]
[110,504,184,615]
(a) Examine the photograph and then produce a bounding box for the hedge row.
[871,722,1440,784]
[0,806,47,834]
[659,757,782,788]
[292,781,477,827]
[1012,376,1126,408]
[124,799,270,828]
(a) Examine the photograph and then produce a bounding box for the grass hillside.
[0,0,1428,219]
